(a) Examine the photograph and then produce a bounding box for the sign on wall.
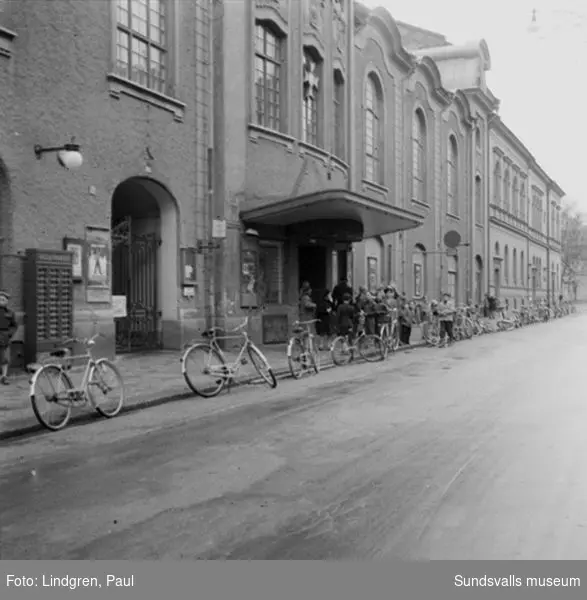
[85,226,111,303]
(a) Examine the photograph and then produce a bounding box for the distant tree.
[561,202,585,299]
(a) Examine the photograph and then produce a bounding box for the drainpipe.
[212,0,226,333]
[205,0,215,329]
[546,181,551,305]
[347,0,355,192]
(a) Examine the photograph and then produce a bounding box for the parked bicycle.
[287,319,320,379]
[181,317,277,397]
[330,312,384,366]
[379,308,400,357]
[28,333,125,431]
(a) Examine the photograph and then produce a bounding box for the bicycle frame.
[202,321,255,379]
[30,348,98,403]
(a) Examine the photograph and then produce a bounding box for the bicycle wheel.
[30,365,73,431]
[331,335,353,366]
[89,359,125,418]
[248,344,278,388]
[287,337,305,379]
[182,343,226,397]
[358,334,384,362]
[379,324,390,357]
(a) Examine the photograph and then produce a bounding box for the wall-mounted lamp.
[244,228,259,238]
[34,137,83,170]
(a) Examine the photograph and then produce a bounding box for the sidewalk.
[0,327,424,441]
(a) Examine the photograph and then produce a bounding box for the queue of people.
[298,278,433,350]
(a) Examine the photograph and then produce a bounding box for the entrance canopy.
[240,189,424,240]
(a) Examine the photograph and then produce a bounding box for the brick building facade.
[0,0,212,362]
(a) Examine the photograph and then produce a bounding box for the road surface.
[2,314,586,560]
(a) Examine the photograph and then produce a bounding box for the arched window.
[475,127,482,151]
[503,168,510,212]
[333,69,345,160]
[504,245,509,283]
[520,183,526,221]
[493,160,501,204]
[412,109,427,203]
[475,175,483,224]
[447,135,458,215]
[412,244,426,298]
[254,22,284,131]
[512,176,519,216]
[494,241,500,256]
[364,73,383,183]
[512,248,517,284]
[521,250,525,286]
[447,255,458,303]
[302,47,322,146]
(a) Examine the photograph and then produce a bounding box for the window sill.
[0,26,17,59]
[107,73,186,122]
[248,124,296,151]
[447,212,460,221]
[475,222,484,228]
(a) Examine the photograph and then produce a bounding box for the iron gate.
[112,217,162,353]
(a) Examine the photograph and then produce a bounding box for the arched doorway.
[111,177,179,352]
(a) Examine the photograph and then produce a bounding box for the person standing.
[316,289,334,350]
[332,277,352,310]
[398,300,413,346]
[438,292,455,347]
[299,281,316,322]
[0,291,17,385]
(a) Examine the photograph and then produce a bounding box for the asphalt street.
[1,313,586,560]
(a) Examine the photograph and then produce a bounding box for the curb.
[0,341,424,443]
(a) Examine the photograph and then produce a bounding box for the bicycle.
[330,312,384,366]
[379,309,400,357]
[287,319,320,379]
[181,317,277,397]
[28,333,125,431]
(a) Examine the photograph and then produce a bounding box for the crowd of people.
[298,278,459,350]
[298,279,572,351]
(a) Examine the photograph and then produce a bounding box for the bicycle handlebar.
[61,333,104,347]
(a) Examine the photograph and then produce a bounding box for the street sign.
[212,219,226,239]
[444,230,461,249]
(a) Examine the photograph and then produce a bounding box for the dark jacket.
[336,303,355,332]
[0,306,17,347]
[332,283,352,307]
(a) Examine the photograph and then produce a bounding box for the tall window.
[412,244,426,298]
[493,160,501,204]
[504,245,509,283]
[447,136,458,215]
[520,183,526,221]
[512,176,519,216]
[513,248,517,284]
[333,69,345,160]
[364,74,382,183]
[412,109,427,202]
[520,251,524,286]
[116,0,168,93]
[475,175,483,224]
[254,22,283,131]
[475,127,481,151]
[302,47,321,146]
[503,168,510,212]
[447,256,458,303]
[259,241,284,304]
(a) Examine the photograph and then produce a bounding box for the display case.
[24,249,74,364]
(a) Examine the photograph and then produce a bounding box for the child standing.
[316,289,334,350]
[336,292,355,345]
[0,291,17,385]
